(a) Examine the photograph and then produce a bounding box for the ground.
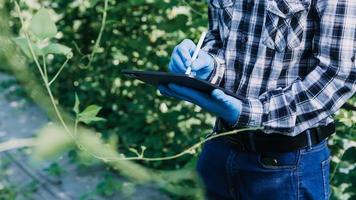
[0,72,170,200]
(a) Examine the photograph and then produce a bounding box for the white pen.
[185,31,207,76]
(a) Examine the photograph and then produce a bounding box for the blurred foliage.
[1,0,355,199]
[330,96,356,200]
[4,0,214,170]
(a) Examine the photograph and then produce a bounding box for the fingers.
[168,84,208,104]
[169,53,186,73]
[169,39,196,74]
[190,51,214,71]
[177,39,196,67]
[211,89,241,106]
[211,89,230,104]
[158,85,192,102]
[168,84,225,112]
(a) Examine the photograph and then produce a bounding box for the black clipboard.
[121,70,240,99]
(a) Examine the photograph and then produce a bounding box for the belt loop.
[248,133,256,152]
[306,129,313,150]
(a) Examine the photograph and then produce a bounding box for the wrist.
[204,54,217,80]
[206,59,216,80]
[206,53,225,85]
[223,101,242,126]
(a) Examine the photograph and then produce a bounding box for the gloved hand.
[158,84,242,125]
[168,39,214,80]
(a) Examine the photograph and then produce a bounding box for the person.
[158,0,356,199]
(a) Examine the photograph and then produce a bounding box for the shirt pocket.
[210,0,235,42]
[262,0,311,52]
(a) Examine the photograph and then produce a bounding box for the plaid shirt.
[202,0,356,136]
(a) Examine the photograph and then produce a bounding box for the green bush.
[330,97,356,200]
[16,0,213,169]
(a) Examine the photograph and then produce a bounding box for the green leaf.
[73,93,80,114]
[89,0,101,6]
[78,105,106,124]
[41,43,72,55]
[29,8,58,40]
[82,116,106,124]
[12,37,42,58]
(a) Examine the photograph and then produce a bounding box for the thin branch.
[180,0,205,16]
[14,2,45,81]
[71,40,85,56]
[42,55,48,82]
[74,116,79,138]
[0,138,36,152]
[86,0,108,67]
[92,127,260,162]
[48,57,70,86]
[14,1,73,138]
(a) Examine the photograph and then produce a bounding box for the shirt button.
[237,32,248,43]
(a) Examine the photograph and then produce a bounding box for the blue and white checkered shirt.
[202,0,356,136]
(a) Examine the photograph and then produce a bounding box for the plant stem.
[48,57,70,86]
[15,1,73,138]
[181,0,204,16]
[14,2,45,81]
[74,116,79,138]
[42,55,48,82]
[95,127,260,162]
[0,138,36,152]
[86,0,108,67]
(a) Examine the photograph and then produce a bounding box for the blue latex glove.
[158,84,242,125]
[168,39,214,80]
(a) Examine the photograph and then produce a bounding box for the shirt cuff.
[233,98,264,128]
[206,53,225,85]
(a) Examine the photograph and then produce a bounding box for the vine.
[11,0,259,164]
[86,0,108,67]
[0,138,36,152]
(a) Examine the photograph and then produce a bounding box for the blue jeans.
[196,137,331,200]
